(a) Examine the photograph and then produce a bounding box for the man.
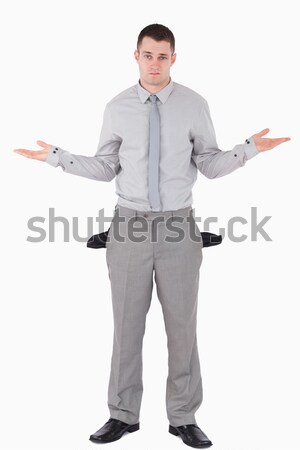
[14,23,290,449]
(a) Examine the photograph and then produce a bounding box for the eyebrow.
[142,51,169,56]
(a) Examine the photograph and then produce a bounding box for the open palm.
[13,140,51,161]
[252,128,291,152]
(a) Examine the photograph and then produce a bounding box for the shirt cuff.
[45,145,62,167]
[244,136,260,160]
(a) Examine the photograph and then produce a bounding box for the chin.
[148,77,163,84]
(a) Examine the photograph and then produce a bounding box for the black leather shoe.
[169,423,213,448]
[89,418,139,443]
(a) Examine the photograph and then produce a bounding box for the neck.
[139,76,171,94]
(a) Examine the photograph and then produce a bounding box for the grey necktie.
[148,94,161,210]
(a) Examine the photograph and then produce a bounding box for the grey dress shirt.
[45,77,259,212]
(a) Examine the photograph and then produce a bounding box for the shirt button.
[70,161,73,164]
[246,139,250,144]
[55,147,58,150]
[234,154,237,157]
[53,150,56,154]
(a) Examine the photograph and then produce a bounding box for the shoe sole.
[89,423,139,443]
[169,425,213,448]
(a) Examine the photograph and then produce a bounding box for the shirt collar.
[137,77,174,104]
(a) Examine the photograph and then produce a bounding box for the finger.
[270,137,291,145]
[36,140,48,148]
[14,147,42,153]
[13,149,30,154]
[14,149,43,157]
[257,128,270,137]
[13,150,34,157]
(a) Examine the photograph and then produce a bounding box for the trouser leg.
[105,215,154,425]
[153,215,204,427]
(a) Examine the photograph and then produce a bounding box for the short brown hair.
[137,23,175,55]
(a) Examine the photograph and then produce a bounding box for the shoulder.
[172,81,208,109]
[106,84,138,108]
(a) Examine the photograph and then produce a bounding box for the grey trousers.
[105,204,204,427]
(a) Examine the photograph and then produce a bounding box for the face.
[134,36,176,92]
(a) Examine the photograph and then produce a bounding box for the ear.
[134,49,139,63]
[170,52,177,66]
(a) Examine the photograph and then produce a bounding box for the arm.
[13,103,122,182]
[191,99,259,179]
[45,104,121,182]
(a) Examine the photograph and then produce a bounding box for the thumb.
[36,140,49,149]
[257,128,270,137]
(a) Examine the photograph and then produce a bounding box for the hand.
[13,140,51,161]
[252,128,291,152]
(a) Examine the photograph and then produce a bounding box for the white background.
[1,1,299,449]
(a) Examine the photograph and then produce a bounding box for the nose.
[151,64,160,71]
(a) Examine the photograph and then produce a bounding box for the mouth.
[149,73,160,76]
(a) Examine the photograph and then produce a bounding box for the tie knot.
[149,94,158,104]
